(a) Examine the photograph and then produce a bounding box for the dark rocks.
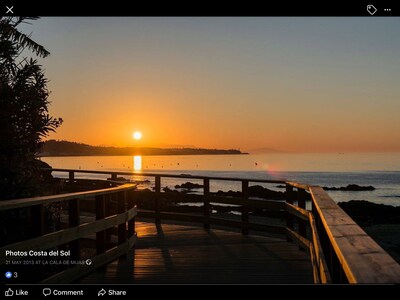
[175,182,204,189]
[249,185,286,199]
[214,185,289,200]
[107,176,128,182]
[324,184,375,191]
[163,186,179,193]
[134,179,151,184]
[338,200,400,226]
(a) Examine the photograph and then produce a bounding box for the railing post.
[155,176,161,224]
[297,188,307,249]
[127,190,136,239]
[241,180,249,235]
[95,195,106,255]
[68,198,80,260]
[285,184,294,242]
[68,171,74,185]
[105,194,113,243]
[203,178,210,230]
[30,205,45,237]
[118,191,127,245]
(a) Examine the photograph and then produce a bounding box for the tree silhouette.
[0,17,62,199]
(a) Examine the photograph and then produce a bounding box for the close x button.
[6,6,14,14]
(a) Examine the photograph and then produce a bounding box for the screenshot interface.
[1,2,399,297]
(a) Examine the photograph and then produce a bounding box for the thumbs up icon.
[5,288,14,297]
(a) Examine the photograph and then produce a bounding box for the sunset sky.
[25,17,400,152]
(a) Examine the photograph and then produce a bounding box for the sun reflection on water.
[133,155,142,172]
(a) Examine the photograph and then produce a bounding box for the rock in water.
[324,184,375,191]
[175,182,204,189]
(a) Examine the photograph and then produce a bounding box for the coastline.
[40,140,247,157]
[39,152,249,157]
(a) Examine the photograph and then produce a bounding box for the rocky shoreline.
[338,200,400,226]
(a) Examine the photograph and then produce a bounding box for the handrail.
[3,168,399,284]
[53,168,400,283]
[309,186,400,283]
[0,183,134,210]
[51,168,400,283]
[0,182,137,283]
[48,168,288,184]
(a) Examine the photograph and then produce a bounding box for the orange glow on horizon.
[40,18,400,153]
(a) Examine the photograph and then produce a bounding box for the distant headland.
[39,140,247,157]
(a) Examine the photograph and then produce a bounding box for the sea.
[42,152,400,207]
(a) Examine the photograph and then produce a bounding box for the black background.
[0,1,399,16]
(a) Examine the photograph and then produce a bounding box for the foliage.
[0,17,62,199]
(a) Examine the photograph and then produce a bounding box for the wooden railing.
[0,182,137,283]
[53,169,400,283]
[3,168,399,284]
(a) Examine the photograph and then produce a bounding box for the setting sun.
[133,131,142,140]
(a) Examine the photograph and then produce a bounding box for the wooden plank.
[96,195,106,255]
[310,186,400,283]
[42,234,136,284]
[285,202,309,221]
[68,171,74,183]
[30,205,45,237]
[297,189,307,244]
[127,194,136,239]
[309,243,321,284]
[137,211,286,235]
[203,178,210,230]
[68,198,80,260]
[210,218,286,235]
[248,223,286,235]
[81,222,313,284]
[0,183,135,211]
[309,187,339,209]
[118,192,127,245]
[286,181,310,191]
[314,207,357,227]
[155,176,161,224]
[242,181,249,235]
[286,228,310,252]
[49,168,286,184]
[0,207,137,261]
[309,213,332,283]
[285,184,294,242]
[105,194,113,243]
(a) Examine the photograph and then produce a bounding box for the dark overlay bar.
[0,1,399,17]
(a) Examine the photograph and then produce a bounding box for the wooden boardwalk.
[80,222,313,284]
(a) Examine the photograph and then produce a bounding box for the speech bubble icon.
[43,288,51,297]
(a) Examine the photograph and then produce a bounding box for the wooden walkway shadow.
[80,222,313,284]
